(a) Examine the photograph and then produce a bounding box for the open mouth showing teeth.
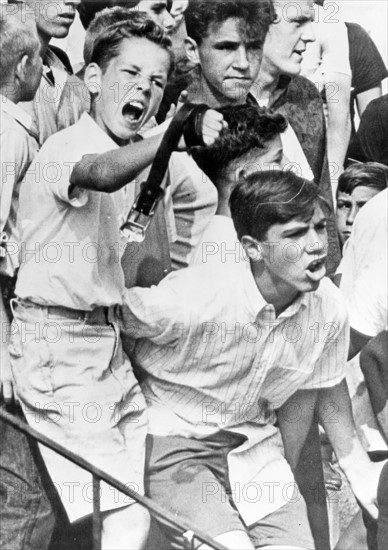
[122,101,145,123]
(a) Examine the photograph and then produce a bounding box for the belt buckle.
[120,207,152,243]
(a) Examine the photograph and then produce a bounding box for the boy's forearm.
[70,133,164,193]
[278,389,318,471]
[318,379,369,473]
[325,72,351,195]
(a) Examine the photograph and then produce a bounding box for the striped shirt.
[122,261,348,523]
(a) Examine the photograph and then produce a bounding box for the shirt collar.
[243,263,309,319]
[78,112,119,153]
[279,292,309,319]
[242,264,269,318]
[44,47,66,73]
[248,75,292,109]
[0,95,33,132]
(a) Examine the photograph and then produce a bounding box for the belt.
[16,299,113,325]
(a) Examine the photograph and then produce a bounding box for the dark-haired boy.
[121,171,384,549]
[167,0,275,269]
[10,15,223,549]
[191,103,288,265]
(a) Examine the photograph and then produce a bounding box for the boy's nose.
[137,75,151,93]
[162,10,176,33]
[307,227,327,254]
[301,21,315,44]
[233,46,250,71]
[346,205,358,226]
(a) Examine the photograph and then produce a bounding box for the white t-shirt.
[301,4,351,93]
[339,188,387,335]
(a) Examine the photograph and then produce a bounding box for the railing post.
[183,529,196,550]
[0,409,227,550]
[93,476,102,550]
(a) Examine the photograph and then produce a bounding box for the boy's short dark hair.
[185,0,275,46]
[230,171,329,241]
[197,104,287,180]
[0,4,40,81]
[84,6,134,65]
[337,162,388,196]
[90,13,174,74]
[78,0,142,29]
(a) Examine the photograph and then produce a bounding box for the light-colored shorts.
[9,298,148,522]
[146,433,315,549]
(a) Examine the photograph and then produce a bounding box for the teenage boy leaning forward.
[121,171,386,550]
[8,14,224,550]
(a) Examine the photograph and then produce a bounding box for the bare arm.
[319,379,385,519]
[70,110,226,193]
[355,85,382,118]
[348,326,372,360]
[325,71,351,195]
[70,133,165,193]
[277,389,318,471]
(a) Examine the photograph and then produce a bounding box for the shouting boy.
[121,171,385,549]
[9,13,223,550]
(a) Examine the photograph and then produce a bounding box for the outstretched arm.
[319,379,386,519]
[70,110,226,193]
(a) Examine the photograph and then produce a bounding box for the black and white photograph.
[1,1,387,549]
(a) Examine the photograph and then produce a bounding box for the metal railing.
[0,408,227,550]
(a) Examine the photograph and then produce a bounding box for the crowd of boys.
[1,1,387,549]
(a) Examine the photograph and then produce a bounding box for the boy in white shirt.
[10,13,223,549]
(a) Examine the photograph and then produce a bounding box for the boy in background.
[0,6,55,550]
[191,103,288,265]
[336,162,388,249]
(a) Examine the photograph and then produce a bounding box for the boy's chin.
[115,123,142,143]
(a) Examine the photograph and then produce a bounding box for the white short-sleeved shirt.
[348,260,387,336]
[339,188,388,336]
[122,262,348,524]
[16,113,128,309]
[0,95,38,276]
[191,215,247,266]
[301,5,351,93]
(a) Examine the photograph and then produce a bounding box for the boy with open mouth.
[121,170,385,550]
[9,12,224,549]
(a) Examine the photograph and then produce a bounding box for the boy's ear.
[240,235,263,262]
[16,54,29,84]
[185,37,200,65]
[84,63,102,96]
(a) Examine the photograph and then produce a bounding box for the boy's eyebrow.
[246,39,264,50]
[213,39,241,49]
[121,63,141,71]
[281,222,309,237]
[280,215,327,236]
[292,13,314,23]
